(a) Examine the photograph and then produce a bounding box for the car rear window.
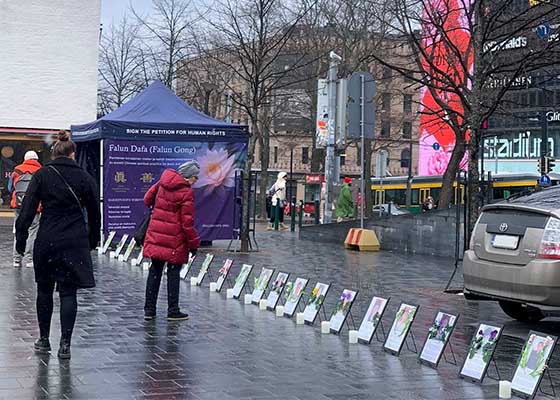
[508,186,560,208]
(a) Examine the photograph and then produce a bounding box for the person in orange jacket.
[10,151,42,268]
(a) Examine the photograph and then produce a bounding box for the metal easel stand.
[444,173,466,294]
[345,310,357,331]
[485,356,502,381]
[539,366,557,398]
[442,341,458,366]
[298,294,308,313]
[405,330,419,354]
[375,321,387,343]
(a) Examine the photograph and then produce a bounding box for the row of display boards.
[99,234,557,400]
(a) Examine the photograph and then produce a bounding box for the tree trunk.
[468,126,482,235]
[438,133,466,209]
[258,129,270,219]
[240,118,259,252]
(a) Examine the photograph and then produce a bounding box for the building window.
[382,93,391,112]
[403,121,412,138]
[274,146,278,164]
[382,66,392,80]
[340,153,346,166]
[400,149,411,168]
[381,119,391,137]
[302,147,309,164]
[403,94,413,114]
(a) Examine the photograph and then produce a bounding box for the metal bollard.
[290,196,296,232]
[298,200,304,229]
[314,199,320,225]
[274,203,280,231]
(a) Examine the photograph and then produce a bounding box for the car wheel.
[499,301,545,322]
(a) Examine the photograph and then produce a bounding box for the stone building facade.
[176,36,420,204]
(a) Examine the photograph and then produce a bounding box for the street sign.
[536,19,551,40]
[375,150,388,178]
[315,79,329,148]
[347,71,376,139]
[539,174,551,186]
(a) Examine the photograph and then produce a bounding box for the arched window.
[400,149,411,168]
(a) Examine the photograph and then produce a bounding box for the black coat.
[16,157,101,288]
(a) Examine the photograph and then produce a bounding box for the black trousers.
[144,259,181,315]
[36,281,77,343]
[270,206,285,223]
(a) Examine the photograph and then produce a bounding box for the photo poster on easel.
[101,231,116,254]
[419,311,459,368]
[215,259,233,292]
[114,234,129,257]
[266,272,290,310]
[329,289,358,334]
[511,331,557,399]
[251,267,275,303]
[357,296,390,344]
[459,323,503,383]
[303,282,330,325]
[283,277,309,317]
[232,264,254,299]
[180,254,196,280]
[122,238,137,262]
[196,254,215,286]
[383,303,419,356]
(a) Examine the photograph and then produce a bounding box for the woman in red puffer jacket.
[143,161,200,321]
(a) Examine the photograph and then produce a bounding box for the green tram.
[371,173,560,212]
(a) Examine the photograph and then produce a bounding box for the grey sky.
[101,0,152,27]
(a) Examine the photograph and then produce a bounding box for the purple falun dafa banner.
[104,139,247,241]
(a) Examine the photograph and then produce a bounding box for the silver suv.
[463,186,560,321]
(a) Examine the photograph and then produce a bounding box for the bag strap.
[48,166,84,215]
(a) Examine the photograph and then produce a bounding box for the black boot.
[57,339,71,360]
[34,337,51,353]
[167,311,189,321]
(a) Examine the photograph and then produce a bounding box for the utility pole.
[324,51,341,224]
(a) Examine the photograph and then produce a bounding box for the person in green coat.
[336,177,354,221]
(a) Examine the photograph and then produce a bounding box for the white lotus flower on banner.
[195,147,236,194]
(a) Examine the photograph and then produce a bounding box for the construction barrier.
[344,228,380,252]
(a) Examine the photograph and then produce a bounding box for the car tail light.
[538,217,560,259]
[469,214,483,250]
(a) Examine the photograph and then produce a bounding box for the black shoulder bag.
[134,185,160,246]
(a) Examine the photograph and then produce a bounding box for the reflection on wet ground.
[0,227,558,399]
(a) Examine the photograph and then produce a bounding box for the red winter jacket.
[143,169,200,265]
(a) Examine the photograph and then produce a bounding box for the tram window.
[430,188,441,203]
[411,189,419,205]
[385,189,407,205]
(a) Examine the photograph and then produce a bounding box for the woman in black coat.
[16,130,100,360]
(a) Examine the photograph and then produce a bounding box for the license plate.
[491,234,519,250]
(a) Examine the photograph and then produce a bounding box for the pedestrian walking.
[422,196,435,213]
[267,171,288,231]
[16,130,101,359]
[335,177,354,222]
[10,151,42,268]
[143,161,200,321]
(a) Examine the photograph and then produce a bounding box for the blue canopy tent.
[72,81,248,242]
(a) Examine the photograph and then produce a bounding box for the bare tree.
[373,0,560,226]
[132,0,197,89]
[197,0,315,250]
[98,15,144,114]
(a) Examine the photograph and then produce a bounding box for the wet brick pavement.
[0,225,559,399]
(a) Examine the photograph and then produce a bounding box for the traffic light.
[546,156,556,174]
[538,156,546,174]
